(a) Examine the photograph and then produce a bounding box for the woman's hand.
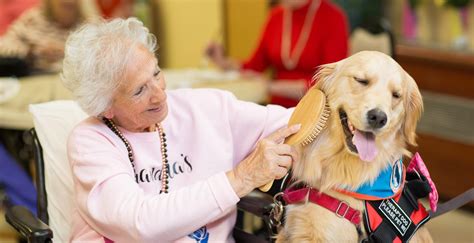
[205,42,225,65]
[204,42,240,71]
[227,124,301,197]
[32,40,65,63]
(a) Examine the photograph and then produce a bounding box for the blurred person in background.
[0,0,39,36]
[96,0,134,19]
[0,0,83,74]
[0,145,37,215]
[0,0,82,219]
[206,0,349,107]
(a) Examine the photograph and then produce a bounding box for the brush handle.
[259,180,273,192]
[259,88,328,192]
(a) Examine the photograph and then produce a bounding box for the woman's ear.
[102,109,114,119]
[402,71,423,147]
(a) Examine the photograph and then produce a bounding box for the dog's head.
[315,51,423,160]
[294,51,423,189]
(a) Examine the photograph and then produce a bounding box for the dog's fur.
[276,51,432,243]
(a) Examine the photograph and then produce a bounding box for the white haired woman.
[62,18,299,242]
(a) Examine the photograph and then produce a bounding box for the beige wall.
[153,0,268,68]
[225,0,268,61]
[154,0,223,68]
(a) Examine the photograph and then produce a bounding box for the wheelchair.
[5,101,276,243]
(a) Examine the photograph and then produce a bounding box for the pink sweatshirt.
[67,89,292,242]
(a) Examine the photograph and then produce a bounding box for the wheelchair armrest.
[237,191,273,217]
[235,191,274,243]
[5,205,53,243]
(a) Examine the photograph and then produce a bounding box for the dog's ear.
[403,71,423,146]
[312,62,337,92]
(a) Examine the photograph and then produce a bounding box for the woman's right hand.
[33,40,65,62]
[227,124,301,197]
[205,42,224,64]
[204,42,239,71]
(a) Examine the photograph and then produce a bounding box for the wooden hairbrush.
[259,88,330,192]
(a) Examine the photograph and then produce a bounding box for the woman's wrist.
[226,169,253,198]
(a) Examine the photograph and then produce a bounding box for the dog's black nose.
[367,109,387,129]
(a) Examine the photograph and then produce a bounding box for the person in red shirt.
[96,0,134,19]
[207,0,349,107]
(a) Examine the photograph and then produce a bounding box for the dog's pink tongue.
[353,130,378,162]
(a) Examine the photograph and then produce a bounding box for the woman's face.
[49,0,80,28]
[105,44,168,132]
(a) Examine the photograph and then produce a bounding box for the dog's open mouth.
[339,109,378,162]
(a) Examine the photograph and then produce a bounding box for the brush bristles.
[301,102,330,146]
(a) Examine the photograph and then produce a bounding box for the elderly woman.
[62,18,299,242]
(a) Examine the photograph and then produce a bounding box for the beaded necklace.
[103,118,169,194]
[281,0,320,70]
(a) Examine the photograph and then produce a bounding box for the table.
[0,69,268,130]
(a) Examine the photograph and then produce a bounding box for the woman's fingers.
[274,143,298,159]
[275,166,288,179]
[276,155,292,168]
[232,124,301,194]
[272,144,298,167]
[266,124,301,144]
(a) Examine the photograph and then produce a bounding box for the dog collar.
[337,158,405,201]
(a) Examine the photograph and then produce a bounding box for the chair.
[350,18,395,57]
[6,101,86,242]
[4,100,273,242]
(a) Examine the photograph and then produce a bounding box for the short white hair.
[61,17,157,117]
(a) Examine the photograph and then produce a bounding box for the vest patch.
[378,199,412,236]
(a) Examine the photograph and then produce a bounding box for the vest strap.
[283,186,361,225]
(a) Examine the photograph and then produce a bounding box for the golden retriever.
[276,51,432,242]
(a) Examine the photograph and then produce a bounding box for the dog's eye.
[392,92,401,99]
[354,77,369,86]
